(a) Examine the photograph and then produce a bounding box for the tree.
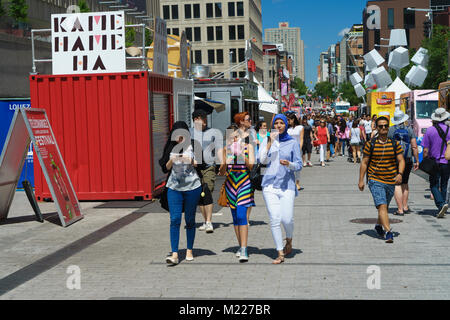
[145,28,153,47]
[421,24,450,89]
[0,0,6,17]
[338,81,363,106]
[291,77,308,96]
[78,0,90,13]
[8,0,28,25]
[314,82,336,101]
[126,24,136,47]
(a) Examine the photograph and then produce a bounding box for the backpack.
[392,125,411,159]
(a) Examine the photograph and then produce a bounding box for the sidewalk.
[0,153,449,300]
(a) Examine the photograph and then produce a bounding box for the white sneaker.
[205,222,214,233]
[236,248,241,257]
[437,204,448,218]
[199,223,206,231]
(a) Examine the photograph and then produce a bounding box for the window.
[231,98,239,122]
[404,8,415,29]
[207,26,214,41]
[194,50,202,64]
[206,3,213,18]
[229,25,236,40]
[215,3,222,17]
[237,25,244,39]
[216,26,223,41]
[237,2,244,16]
[238,48,245,62]
[208,49,215,64]
[228,2,235,16]
[231,72,237,78]
[230,49,237,63]
[374,29,380,46]
[185,4,192,19]
[163,5,170,20]
[194,27,201,41]
[167,28,171,34]
[217,49,224,64]
[193,4,200,18]
[239,71,246,78]
[171,5,179,20]
[388,8,394,29]
[185,27,192,41]
[172,28,179,36]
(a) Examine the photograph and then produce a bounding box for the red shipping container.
[29,71,174,201]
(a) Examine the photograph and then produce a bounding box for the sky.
[262,0,369,89]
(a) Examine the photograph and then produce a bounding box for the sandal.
[393,211,404,216]
[272,255,285,264]
[283,238,292,256]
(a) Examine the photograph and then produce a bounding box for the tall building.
[318,52,329,83]
[160,0,263,81]
[363,0,432,64]
[262,43,281,96]
[327,44,337,86]
[339,24,364,84]
[264,22,305,81]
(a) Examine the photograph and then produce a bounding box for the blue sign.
[0,100,34,188]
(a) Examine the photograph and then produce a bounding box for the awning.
[194,96,226,114]
[244,99,278,104]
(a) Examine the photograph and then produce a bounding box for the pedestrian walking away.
[315,119,330,167]
[422,108,450,218]
[219,123,255,262]
[302,116,314,167]
[349,121,362,164]
[159,121,205,265]
[388,110,420,216]
[287,113,304,190]
[358,116,405,243]
[259,114,303,264]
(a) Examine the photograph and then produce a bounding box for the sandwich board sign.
[0,108,83,227]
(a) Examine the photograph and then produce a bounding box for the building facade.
[264,22,305,81]
[319,51,329,83]
[262,42,281,97]
[338,24,364,85]
[160,0,263,81]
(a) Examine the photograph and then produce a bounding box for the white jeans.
[262,185,295,251]
[320,144,326,163]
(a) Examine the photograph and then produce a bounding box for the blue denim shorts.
[368,180,395,208]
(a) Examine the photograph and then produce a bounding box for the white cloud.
[338,28,351,37]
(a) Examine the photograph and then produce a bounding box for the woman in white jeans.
[315,119,330,167]
[259,114,303,264]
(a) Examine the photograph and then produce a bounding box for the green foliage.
[421,24,450,89]
[338,81,363,106]
[291,77,308,96]
[126,24,136,47]
[314,82,336,100]
[145,28,153,47]
[0,0,6,17]
[8,0,28,24]
[78,0,90,13]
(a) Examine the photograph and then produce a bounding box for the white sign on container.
[153,17,168,75]
[51,11,126,75]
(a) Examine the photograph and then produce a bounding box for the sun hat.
[431,108,450,122]
[391,109,409,125]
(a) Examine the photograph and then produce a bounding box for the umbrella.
[349,106,358,111]
[194,96,225,114]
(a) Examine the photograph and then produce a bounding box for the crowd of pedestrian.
[158,106,450,265]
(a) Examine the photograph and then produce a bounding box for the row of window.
[163,2,244,20]
[167,25,245,42]
[387,8,416,30]
[192,48,246,65]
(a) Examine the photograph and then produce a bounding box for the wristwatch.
[398,172,403,176]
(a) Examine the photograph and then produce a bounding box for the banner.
[51,11,126,75]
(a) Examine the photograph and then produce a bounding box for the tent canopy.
[386,77,411,104]
[254,78,278,114]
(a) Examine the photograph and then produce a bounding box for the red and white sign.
[376,98,393,105]
[24,109,82,226]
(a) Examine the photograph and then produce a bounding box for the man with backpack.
[388,110,420,216]
[422,108,450,219]
[358,116,405,243]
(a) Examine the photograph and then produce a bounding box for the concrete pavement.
[0,152,449,300]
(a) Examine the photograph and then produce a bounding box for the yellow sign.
[147,34,190,77]
[367,92,397,123]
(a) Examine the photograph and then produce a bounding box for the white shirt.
[363,120,372,133]
[288,125,303,146]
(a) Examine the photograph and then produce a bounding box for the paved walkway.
[1,152,449,300]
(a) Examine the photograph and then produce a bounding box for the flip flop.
[393,211,404,216]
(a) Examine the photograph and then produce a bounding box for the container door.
[210,91,231,137]
[152,94,170,188]
[177,94,192,127]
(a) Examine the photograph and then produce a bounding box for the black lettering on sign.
[54,17,59,32]
[111,15,115,30]
[89,35,93,51]
[54,37,59,52]
[72,37,85,51]
[112,35,115,50]
[71,17,84,32]
[73,55,77,71]
[93,56,106,70]
[102,35,107,50]
[88,16,93,31]
[83,56,88,71]
[59,17,67,32]
[102,15,106,30]
[64,36,68,51]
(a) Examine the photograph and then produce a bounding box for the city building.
[262,42,281,97]
[160,0,263,81]
[327,44,337,86]
[318,51,329,83]
[338,24,364,85]
[264,22,305,81]
[363,0,435,63]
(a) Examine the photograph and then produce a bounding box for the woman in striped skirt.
[219,124,255,262]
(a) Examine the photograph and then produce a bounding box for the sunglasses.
[377,124,389,129]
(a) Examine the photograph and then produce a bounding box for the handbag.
[218,180,228,207]
[419,157,439,176]
[249,163,265,191]
[313,139,320,147]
